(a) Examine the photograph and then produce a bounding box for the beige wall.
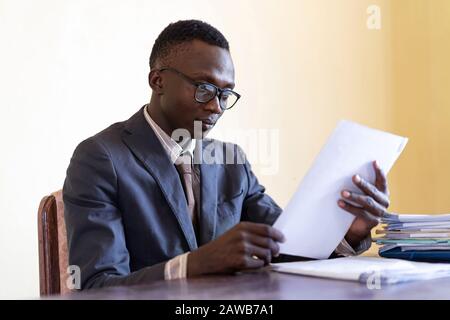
[388,0,450,214]
[0,0,448,298]
[221,0,393,208]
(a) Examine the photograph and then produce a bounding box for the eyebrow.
[191,72,235,90]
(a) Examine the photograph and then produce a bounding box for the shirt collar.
[143,105,196,163]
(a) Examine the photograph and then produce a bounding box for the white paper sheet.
[271,256,450,284]
[274,120,408,259]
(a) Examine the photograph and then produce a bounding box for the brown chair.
[37,190,70,296]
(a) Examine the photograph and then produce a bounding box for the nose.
[203,96,222,114]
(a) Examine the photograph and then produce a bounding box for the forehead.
[169,40,235,88]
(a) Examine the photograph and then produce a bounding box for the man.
[63,20,390,289]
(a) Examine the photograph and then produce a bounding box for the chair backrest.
[37,190,70,296]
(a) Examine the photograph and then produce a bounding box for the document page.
[274,120,408,259]
[271,256,450,284]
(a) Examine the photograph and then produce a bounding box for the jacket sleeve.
[63,137,165,290]
[238,146,283,226]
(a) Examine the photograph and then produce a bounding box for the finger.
[245,243,273,265]
[341,190,388,218]
[241,255,265,270]
[338,200,379,226]
[373,160,389,194]
[240,222,286,243]
[247,235,280,257]
[352,174,390,208]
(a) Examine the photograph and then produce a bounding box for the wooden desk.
[55,268,450,300]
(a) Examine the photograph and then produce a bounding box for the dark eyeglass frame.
[155,67,241,111]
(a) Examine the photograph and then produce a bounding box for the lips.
[195,118,216,132]
[196,118,216,126]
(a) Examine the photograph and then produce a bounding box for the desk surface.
[56,268,450,300]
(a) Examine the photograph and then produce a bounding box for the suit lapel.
[121,107,198,251]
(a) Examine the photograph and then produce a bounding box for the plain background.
[0,0,449,298]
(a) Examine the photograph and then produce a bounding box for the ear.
[148,70,164,95]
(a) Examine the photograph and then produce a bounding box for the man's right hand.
[187,221,286,277]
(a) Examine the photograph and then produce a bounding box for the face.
[149,39,235,138]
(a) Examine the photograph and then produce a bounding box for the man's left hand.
[338,160,390,248]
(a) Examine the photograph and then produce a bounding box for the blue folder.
[380,247,450,263]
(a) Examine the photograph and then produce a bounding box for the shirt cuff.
[335,235,372,257]
[164,252,190,280]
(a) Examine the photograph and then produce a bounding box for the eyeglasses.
[156,67,241,111]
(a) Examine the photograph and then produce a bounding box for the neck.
[146,100,174,138]
[146,101,194,148]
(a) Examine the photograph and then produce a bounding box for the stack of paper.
[376,213,450,253]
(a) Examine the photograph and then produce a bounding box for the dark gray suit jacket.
[63,106,282,289]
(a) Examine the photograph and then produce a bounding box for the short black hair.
[149,19,229,69]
